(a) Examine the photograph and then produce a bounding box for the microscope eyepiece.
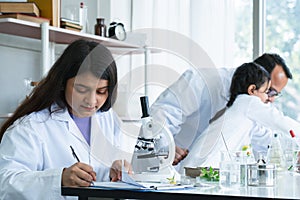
[140,96,150,118]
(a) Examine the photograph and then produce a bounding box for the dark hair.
[0,39,118,141]
[226,62,270,107]
[254,53,292,79]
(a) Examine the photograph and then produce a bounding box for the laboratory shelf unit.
[0,18,141,47]
[0,18,150,120]
[0,18,144,72]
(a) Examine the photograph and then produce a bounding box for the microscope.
[131,96,180,183]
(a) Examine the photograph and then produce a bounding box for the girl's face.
[253,80,271,103]
[65,71,109,117]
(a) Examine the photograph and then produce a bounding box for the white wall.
[0,35,41,113]
[0,35,40,125]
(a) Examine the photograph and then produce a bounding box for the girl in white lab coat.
[179,62,300,170]
[0,39,129,200]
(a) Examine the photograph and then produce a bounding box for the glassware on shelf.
[64,5,79,22]
[95,18,106,37]
[79,2,89,33]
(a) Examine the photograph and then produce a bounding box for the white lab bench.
[62,171,300,199]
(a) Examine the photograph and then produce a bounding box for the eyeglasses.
[267,87,282,98]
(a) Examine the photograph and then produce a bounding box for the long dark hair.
[226,62,270,107]
[0,39,118,141]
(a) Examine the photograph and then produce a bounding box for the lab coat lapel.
[51,105,88,145]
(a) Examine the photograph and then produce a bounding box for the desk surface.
[62,171,300,200]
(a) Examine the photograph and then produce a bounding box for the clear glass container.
[266,133,286,171]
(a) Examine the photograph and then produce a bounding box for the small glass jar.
[95,18,106,37]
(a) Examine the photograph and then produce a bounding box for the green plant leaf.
[199,167,219,181]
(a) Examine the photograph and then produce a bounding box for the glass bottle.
[95,18,106,37]
[288,130,300,172]
[290,130,300,148]
[266,133,286,171]
[79,2,88,33]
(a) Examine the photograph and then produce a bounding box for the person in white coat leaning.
[179,62,300,170]
[150,53,293,165]
[0,39,131,200]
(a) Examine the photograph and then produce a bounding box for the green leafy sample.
[200,167,219,181]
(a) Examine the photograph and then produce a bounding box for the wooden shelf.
[0,113,13,119]
[0,18,41,40]
[0,18,141,49]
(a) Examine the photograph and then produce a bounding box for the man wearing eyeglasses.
[150,53,294,165]
[254,53,292,102]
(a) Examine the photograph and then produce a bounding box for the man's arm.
[150,69,206,165]
[150,69,205,138]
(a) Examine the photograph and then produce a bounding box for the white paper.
[93,181,147,190]
[93,164,193,190]
[93,181,193,190]
[121,168,193,190]
[121,167,146,188]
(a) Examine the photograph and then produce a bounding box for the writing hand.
[110,159,132,182]
[172,146,189,165]
[61,162,96,187]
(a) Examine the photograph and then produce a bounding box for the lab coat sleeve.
[150,70,205,137]
[247,97,300,138]
[0,123,66,200]
[251,125,273,156]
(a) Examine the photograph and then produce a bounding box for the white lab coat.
[179,95,300,171]
[0,104,125,200]
[150,68,235,149]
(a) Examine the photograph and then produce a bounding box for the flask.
[289,130,300,148]
[289,130,300,172]
[266,133,286,170]
[95,18,106,37]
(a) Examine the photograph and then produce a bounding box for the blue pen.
[70,145,80,162]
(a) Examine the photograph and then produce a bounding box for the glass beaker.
[219,151,242,189]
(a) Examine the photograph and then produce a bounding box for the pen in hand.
[69,145,96,185]
[70,145,80,162]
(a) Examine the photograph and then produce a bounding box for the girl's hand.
[110,160,132,182]
[62,162,96,187]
